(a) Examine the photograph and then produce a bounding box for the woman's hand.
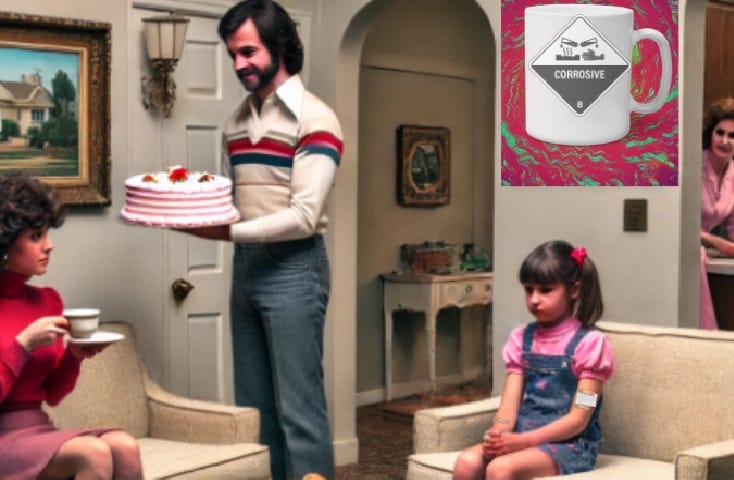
[66,342,110,360]
[16,316,68,352]
[702,230,734,256]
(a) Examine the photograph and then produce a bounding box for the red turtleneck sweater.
[0,270,80,410]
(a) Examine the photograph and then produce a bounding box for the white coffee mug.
[524,5,672,145]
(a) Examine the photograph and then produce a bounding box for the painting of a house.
[0,45,81,178]
[0,73,54,139]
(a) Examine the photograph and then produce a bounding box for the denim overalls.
[515,322,602,474]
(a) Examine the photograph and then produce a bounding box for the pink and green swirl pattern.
[501,0,679,186]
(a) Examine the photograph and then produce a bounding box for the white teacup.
[63,308,100,338]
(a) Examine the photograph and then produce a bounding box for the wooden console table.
[381,271,493,400]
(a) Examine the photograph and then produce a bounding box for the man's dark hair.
[219,0,303,75]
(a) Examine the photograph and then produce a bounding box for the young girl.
[453,240,614,480]
[0,174,143,480]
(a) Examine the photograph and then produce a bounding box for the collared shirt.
[222,75,343,243]
[702,149,734,235]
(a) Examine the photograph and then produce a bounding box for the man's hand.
[173,224,231,241]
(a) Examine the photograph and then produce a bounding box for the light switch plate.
[624,199,647,232]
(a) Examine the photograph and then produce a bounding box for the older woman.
[700,98,734,329]
[0,174,142,479]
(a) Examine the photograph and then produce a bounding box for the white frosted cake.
[120,166,240,227]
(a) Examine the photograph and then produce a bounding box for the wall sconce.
[141,14,190,117]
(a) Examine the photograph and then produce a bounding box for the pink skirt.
[0,408,116,479]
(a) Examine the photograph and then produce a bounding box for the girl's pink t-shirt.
[503,317,614,382]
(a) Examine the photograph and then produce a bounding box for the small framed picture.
[396,125,450,207]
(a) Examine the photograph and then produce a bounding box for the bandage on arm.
[574,389,599,409]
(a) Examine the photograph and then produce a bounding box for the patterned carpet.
[335,404,413,479]
[335,384,489,479]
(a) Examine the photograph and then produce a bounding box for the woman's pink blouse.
[503,317,614,382]
[702,149,734,235]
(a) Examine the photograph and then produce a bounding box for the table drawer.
[438,280,492,308]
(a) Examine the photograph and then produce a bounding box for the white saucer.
[68,331,125,344]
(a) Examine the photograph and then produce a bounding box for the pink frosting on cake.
[120,169,240,227]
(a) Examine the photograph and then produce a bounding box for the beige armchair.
[44,322,270,479]
[408,321,734,479]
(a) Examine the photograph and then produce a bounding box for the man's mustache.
[237,68,257,78]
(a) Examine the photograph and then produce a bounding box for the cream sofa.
[408,321,734,479]
[43,322,270,479]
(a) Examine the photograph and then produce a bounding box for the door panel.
[705,2,734,108]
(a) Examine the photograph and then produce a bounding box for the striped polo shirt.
[221,75,343,243]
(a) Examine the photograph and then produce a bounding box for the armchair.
[44,322,270,479]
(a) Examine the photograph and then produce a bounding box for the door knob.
[171,278,194,301]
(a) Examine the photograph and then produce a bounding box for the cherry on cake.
[120,166,240,227]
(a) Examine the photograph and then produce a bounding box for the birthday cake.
[120,166,240,227]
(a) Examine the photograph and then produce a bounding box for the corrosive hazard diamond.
[529,15,629,115]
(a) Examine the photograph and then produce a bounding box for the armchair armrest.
[413,396,501,454]
[145,375,260,444]
[676,439,734,480]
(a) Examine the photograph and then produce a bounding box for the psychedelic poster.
[501,0,679,186]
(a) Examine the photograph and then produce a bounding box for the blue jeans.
[231,235,334,480]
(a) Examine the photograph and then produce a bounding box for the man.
[180,1,342,478]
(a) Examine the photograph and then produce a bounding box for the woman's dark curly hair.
[703,98,734,150]
[0,175,65,260]
[218,0,303,75]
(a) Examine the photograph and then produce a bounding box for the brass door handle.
[172,278,194,301]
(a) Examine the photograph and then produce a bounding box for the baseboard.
[357,372,483,406]
[333,436,359,466]
[357,388,385,407]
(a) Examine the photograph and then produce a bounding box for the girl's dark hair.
[218,0,304,75]
[0,174,65,259]
[519,240,604,327]
[703,98,734,150]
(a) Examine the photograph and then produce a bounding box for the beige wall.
[332,0,702,404]
[0,0,705,468]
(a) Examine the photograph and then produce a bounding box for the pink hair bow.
[570,246,587,268]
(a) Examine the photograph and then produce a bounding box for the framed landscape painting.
[0,12,111,206]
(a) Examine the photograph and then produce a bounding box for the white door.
[165,14,246,404]
[132,6,244,404]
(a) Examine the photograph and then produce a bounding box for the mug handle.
[630,28,672,114]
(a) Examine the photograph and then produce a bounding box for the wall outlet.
[624,199,647,232]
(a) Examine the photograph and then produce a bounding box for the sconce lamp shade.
[143,14,190,61]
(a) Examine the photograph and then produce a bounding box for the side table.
[381,271,493,400]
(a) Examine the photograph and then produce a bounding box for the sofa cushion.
[138,438,269,479]
[407,453,673,479]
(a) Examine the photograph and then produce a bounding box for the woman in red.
[0,175,142,480]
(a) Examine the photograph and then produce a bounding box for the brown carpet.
[335,384,488,479]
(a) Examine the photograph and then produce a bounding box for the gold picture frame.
[397,124,450,207]
[0,12,111,206]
